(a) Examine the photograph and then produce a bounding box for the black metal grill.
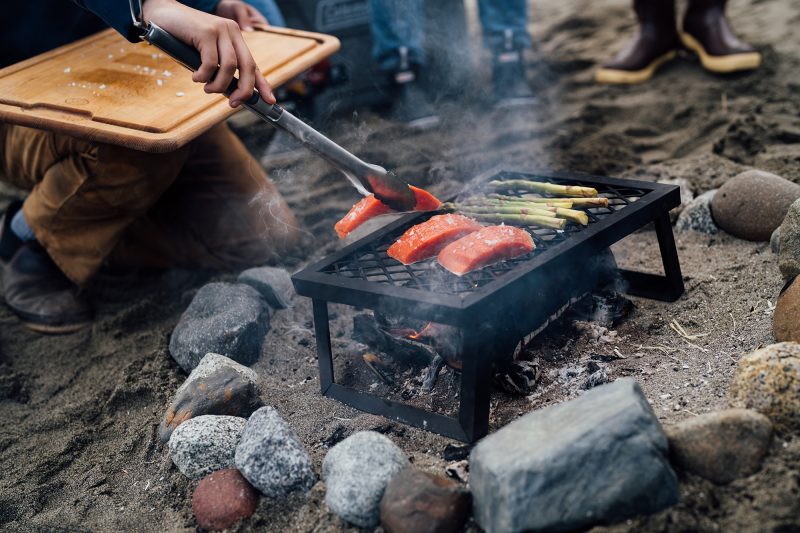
[293,170,684,442]
[320,170,651,295]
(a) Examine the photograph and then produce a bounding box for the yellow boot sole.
[595,50,677,85]
[679,31,761,73]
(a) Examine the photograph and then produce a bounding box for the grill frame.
[292,170,684,442]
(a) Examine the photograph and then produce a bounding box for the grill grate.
[320,171,649,295]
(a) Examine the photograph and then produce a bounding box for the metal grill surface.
[319,171,649,295]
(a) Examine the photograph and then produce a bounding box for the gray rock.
[169,415,247,479]
[779,199,800,281]
[665,409,772,484]
[322,431,409,527]
[169,282,270,373]
[729,342,800,433]
[675,189,719,234]
[771,227,781,254]
[711,170,800,241]
[235,406,315,499]
[237,267,295,309]
[470,378,678,533]
[159,353,263,443]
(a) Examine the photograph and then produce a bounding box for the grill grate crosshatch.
[319,172,650,295]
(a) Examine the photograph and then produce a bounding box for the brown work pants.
[0,122,299,286]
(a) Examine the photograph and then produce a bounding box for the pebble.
[774,277,800,342]
[238,266,295,309]
[664,409,773,484]
[234,406,315,499]
[779,198,800,281]
[322,431,409,527]
[169,282,270,372]
[192,469,259,530]
[379,467,470,533]
[168,415,246,479]
[729,342,800,433]
[711,170,800,241]
[675,190,718,234]
[470,378,678,533]
[159,353,262,443]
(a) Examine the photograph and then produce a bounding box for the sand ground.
[1,0,800,531]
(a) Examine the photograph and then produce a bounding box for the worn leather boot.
[493,30,535,107]
[0,204,92,334]
[681,0,761,73]
[596,0,680,84]
[388,47,440,130]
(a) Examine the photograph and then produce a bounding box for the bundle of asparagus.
[442,179,609,230]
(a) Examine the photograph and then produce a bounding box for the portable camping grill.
[292,170,684,442]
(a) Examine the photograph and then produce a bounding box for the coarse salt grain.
[63,67,71,73]
[156,79,163,87]
[176,92,185,97]
[98,84,106,90]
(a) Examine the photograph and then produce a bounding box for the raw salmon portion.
[437,225,534,276]
[387,214,483,265]
[334,186,441,239]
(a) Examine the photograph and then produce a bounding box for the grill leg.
[458,333,493,443]
[312,299,334,393]
[619,213,684,302]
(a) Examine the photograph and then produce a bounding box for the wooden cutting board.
[0,26,339,153]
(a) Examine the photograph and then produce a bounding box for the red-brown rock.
[192,469,259,530]
[380,467,470,533]
[774,277,800,342]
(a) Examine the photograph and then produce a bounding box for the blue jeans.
[369,0,531,72]
[245,0,286,27]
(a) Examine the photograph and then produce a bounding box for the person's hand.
[142,0,275,107]
[215,0,269,32]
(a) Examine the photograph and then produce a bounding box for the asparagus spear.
[489,194,608,208]
[457,204,588,225]
[463,196,574,208]
[464,212,567,229]
[489,180,598,197]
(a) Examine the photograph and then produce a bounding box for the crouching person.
[0,0,299,333]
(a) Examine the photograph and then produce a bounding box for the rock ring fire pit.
[292,170,684,442]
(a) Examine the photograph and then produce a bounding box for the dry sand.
[2,0,800,531]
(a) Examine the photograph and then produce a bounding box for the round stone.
[192,469,259,530]
[774,277,800,342]
[729,342,800,433]
[169,415,247,479]
[380,467,470,533]
[779,199,800,281]
[664,409,772,484]
[322,431,409,528]
[711,170,800,241]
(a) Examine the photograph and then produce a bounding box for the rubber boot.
[388,47,440,130]
[493,29,535,108]
[681,0,761,73]
[596,0,680,84]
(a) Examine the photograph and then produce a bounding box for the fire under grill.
[292,170,684,442]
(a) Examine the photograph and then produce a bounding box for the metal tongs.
[130,7,415,210]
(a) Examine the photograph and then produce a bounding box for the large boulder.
[238,266,295,309]
[711,170,800,241]
[322,431,409,528]
[192,469,259,530]
[168,415,246,479]
[169,282,270,372]
[779,199,800,281]
[729,342,800,433]
[665,409,772,484]
[380,467,471,533]
[234,406,315,499]
[675,189,718,234]
[470,378,678,533]
[159,353,263,443]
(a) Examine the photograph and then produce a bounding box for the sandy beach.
[1,0,799,530]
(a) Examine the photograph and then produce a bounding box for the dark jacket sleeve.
[71,1,222,43]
